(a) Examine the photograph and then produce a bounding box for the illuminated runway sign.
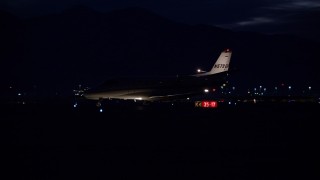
[195,101,218,108]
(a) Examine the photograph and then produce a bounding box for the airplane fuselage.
[84,72,228,101]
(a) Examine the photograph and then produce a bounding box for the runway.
[2,100,318,179]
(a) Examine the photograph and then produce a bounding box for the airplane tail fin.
[209,49,232,74]
[195,49,232,76]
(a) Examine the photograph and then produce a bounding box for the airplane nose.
[82,89,100,100]
[83,92,94,100]
[83,90,94,98]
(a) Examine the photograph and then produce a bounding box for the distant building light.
[228,102,231,105]
[259,86,262,88]
[204,89,209,93]
[99,108,103,113]
[275,87,278,90]
[73,103,77,108]
[9,86,12,89]
[232,87,235,90]
[18,93,21,96]
[309,86,312,90]
[187,97,190,100]
[264,88,266,91]
[254,88,257,91]
[135,97,142,100]
[288,86,292,90]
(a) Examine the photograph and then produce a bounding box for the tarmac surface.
[2,100,319,179]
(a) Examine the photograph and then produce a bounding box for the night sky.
[2,0,320,40]
[1,0,319,97]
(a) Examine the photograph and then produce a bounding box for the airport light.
[197,69,205,73]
